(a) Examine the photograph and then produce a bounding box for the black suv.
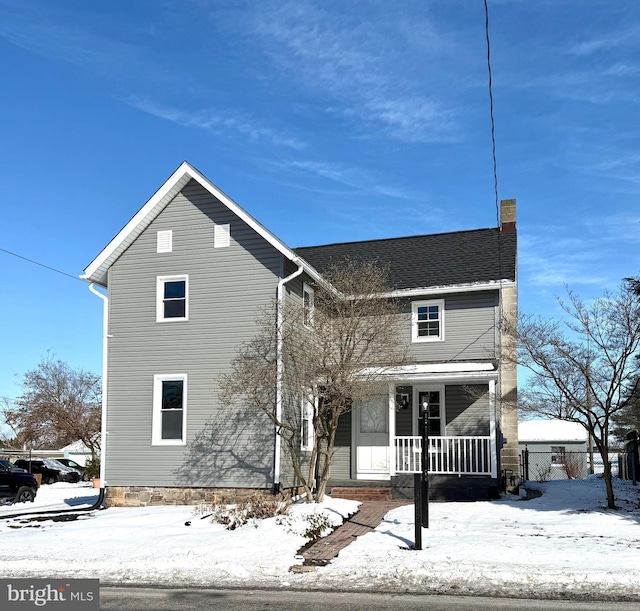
[14,458,82,484]
[0,459,38,503]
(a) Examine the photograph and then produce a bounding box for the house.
[519,420,589,480]
[82,162,518,506]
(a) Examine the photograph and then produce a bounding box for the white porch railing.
[394,436,493,476]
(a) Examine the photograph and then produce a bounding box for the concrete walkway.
[298,500,411,567]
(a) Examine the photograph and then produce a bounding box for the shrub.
[534,463,553,482]
[302,512,333,540]
[84,458,100,480]
[562,452,584,479]
[196,492,291,530]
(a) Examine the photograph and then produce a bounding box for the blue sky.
[1,0,639,401]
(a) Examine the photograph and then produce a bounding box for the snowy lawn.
[0,478,639,600]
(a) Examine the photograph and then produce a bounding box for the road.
[100,587,640,610]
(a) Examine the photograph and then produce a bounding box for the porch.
[327,375,501,500]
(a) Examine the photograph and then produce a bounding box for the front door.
[356,393,389,479]
[415,388,443,436]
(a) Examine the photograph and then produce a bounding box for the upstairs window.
[157,275,188,322]
[152,374,187,445]
[157,230,173,253]
[303,283,314,328]
[411,299,444,342]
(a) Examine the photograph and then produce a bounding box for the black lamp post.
[420,396,429,529]
[413,395,430,549]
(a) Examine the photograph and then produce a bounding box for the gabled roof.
[294,228,516,293]
[82,161,322,287]
[83,161,516,294]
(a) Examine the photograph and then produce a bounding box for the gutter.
[88,283,109,504]
[273,263,305,492]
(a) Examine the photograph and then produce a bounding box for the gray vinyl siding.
[105,180,282,488]
[445,385,490,436]
[404,291,498,363]
[395,385,413,436]
[330,412,352,480]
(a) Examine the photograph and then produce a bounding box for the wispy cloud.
[569,26,640,56]
[519,232,609,288]
[127,98,306,150]
[248,1,462,143]
[279,159,418,201]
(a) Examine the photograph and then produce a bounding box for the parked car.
[13,458,79,484]
[0,459,38,503]
[56,458,89,481]
[45,459,82,483]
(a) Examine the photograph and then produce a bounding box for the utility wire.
[484,0,500,225]
[0,247,83,282]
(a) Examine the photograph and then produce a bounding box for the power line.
[0,247,83,282]
[484,0,500,225]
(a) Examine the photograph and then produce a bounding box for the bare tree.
[4,355,101,461]
[624,275,640,296]
[220,258,411,502]
[512,283,640,508]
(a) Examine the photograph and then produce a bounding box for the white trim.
[156,275,189,322]
[156,230,173,253]
[361,362,496,377]
[214,224,230,248]
[82,161,324,287]
[388,383,396,476]
[386,280,515,298]
[274,265,305,488]
[300,395,315,452]
[489,379,497,478]
[152,374,187,445]
[302,282,315,328]
[88,283,109,488]
[411,299,444,343]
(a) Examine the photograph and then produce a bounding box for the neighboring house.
[519,420,588,480]
[61,440,96,467]
[82,162,518,506]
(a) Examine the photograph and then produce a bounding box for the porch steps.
[329,487,392,501]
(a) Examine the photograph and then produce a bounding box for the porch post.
[388,383,396,476]
[489,379,498,478]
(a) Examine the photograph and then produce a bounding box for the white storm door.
[356,394,390,478]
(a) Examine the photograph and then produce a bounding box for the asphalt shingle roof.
[294,228,516,291]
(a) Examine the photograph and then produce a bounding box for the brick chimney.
[500,199,516,233]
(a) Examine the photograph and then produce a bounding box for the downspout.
[88,283,109,501]
[274,263,305,493]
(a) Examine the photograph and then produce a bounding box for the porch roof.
[361,362,497,382]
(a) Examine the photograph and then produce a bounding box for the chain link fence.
[520,449,626,482]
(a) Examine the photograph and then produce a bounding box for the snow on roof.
[518,419,587,442]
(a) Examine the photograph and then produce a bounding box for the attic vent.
[214,224,230,248]
[157,230,173,253]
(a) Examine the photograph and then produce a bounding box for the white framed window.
[301,396,315,452]
[152,374,187,445]
[551,446,566,464]
[157,230,173,253]
[157,275,188,322]
[214,224,231,248]
[302,283,314,328]
[411,299,444,342]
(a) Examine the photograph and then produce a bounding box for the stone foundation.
[104,486,268,508]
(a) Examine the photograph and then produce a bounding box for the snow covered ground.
[0,478,639,600]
